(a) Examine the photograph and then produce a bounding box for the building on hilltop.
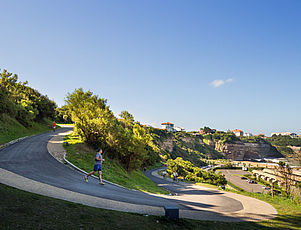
[271,132,298,138]
[243,132,253,137]
[174,126,185,132]
[232,129,244,137]
[161,122,176,132]
[161,122,185,132]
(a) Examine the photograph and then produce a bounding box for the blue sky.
[1,0,300,135]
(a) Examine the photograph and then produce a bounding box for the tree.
[0,69,57,126]
[274,161,293,198]
[65,88,157,171]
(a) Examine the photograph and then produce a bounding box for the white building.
[161,122,176,132]
[232,129,244,137]
[271,132,298,138]
[174,126,185,132]
[244,132,253,137]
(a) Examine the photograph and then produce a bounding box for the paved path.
[0,128,277,222]
[217,169,266,193]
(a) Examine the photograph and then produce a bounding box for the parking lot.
[217,169,267,193]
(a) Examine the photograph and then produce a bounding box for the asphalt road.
[0,128,277,221]
[217,169,265,193]
[0,128,177,207]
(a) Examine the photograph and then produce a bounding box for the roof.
[161,122,174,125]
[232,129,243,133]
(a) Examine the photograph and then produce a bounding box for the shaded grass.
[1,182,301,230]
[0,114,54,145]
[63,133,169,194]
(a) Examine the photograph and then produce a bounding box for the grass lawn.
[0,114,55,145]
[63,133,169,194]
[1,129,299,229]
[1,182,301,230]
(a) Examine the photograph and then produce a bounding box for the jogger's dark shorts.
[93,164,102,171]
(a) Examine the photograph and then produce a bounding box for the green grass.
[227,181,245,192]
[1,182,301,230]
[63,133,169,194]
[0,114,54,145]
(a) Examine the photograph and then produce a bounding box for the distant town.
[159,122,300,138]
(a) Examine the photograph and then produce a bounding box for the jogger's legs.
[86,171,96,178]
[98,170,102,182]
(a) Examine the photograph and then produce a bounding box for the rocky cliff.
[214,141,283,160]
[149,128,282,162]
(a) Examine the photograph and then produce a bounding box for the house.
[243,132,253,137]
[174,126,185,132]
[161,122,176,132]
[271,132,298,138]
[232,129,244,137]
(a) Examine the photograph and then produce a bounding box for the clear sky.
[1,0,300,136]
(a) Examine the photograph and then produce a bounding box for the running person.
[52,122,56,132]
[84,148,105,185]
[173,171,178,182]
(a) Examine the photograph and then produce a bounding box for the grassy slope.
[1,182,301,230]
[0,114,53,145]
[0,122,300,229]
[63,133,169,194]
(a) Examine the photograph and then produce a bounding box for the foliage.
[2,182,301,230]
[275,146,295,156]
[267,135,301,147]
[274,161,294,198]
[65,88,158,171]
[0,114,53,145]
[148,128,224,167]
[0,69,56,127]
[63,133,168,194]
[199,126,215,134]
[239,136,268,144]
[166,157,227,186]
[204,131,239,144]
[55,105,72,123]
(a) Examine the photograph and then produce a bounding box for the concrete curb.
[0,136,30,149]
[63,155,135,191]
[46,129,137,191]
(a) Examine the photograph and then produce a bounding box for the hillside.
[0,69,57,145]
[0,114,53,145]
[146,128,223,166]
[265,135,301,165]
[147,129,283,163]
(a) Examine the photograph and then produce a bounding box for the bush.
[167,157,226,186]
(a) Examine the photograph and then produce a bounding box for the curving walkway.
[0,128,277,222]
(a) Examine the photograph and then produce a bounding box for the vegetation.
[267,135,301,147]
[265,135,301,163]
[1,181,301,229]
[166,157,227,186]
[0,114,53,145]
[0,69,58,144]
[240,136,268,144]
[64,133,168,194]
[55,105,72,124]
[148,128,224,167]
[204,131,239,144]
[0,69,56,127]
[65,88,158,171]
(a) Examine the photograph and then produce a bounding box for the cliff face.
[151,129,282,162]
[289,146,301,154]
[215,141,283,160]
